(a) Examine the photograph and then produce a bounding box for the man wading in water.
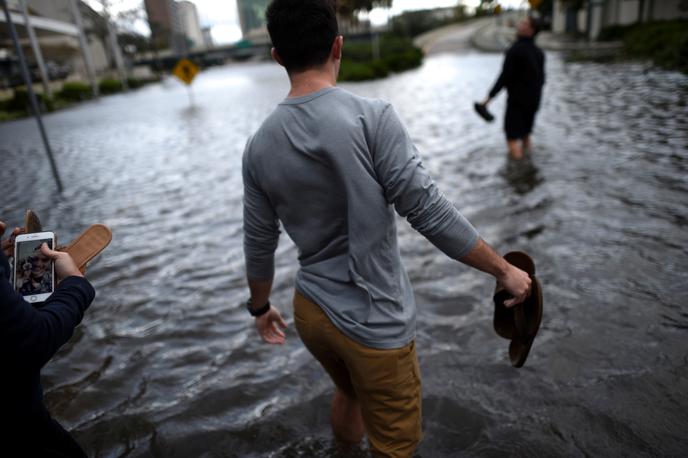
[479,16,545,160]
[242,1,532,455]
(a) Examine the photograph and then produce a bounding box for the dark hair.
[528,16,542,36]
[266,0,339,73]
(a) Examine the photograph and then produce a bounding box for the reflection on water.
[1,53,687,457]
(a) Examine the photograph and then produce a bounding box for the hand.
[40,243,83,282]
[0,221,25,258]
[255,306,288,345]
[497,263,532,308]
[482,97,491,106]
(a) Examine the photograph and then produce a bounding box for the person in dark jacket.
[0,221,95,457]
[480,16,545,160]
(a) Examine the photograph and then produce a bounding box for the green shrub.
[126,77,144,89]
[343,41,374,62]
[599,20,688,73]
[340,60,376,81]
[597,24,633,41]
[624,21,688,72]
[339,33,423,81]
[126,76,162,89]
[370,60,391,78]
[385,48,423,72]
[57,81,92,101]
[5,88,54,113]
[99,78,123,94]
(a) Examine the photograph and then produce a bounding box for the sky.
[90,0,527,45]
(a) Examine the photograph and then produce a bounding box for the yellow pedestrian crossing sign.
[173,59,199,85]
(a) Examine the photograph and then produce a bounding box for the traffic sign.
[172,58,199,85]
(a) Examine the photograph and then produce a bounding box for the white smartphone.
[13,231,55,303]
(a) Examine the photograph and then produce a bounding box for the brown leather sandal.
[493,251,543,368]
[64,224,112,273]
[24,209,43,233]
[23,210,112,274]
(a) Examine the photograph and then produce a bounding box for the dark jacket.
[489,36,545,111]
[0,251,94,454]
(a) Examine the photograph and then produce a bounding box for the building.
[236,0,270,41]
[201,26,213,49]
[144,0,175,49]
[0,0,111,83]
[552,0,688,39]
[176,1,204,50]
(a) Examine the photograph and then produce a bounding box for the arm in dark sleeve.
[0,269,95,371]
[488,47,516,98]
[372,105,479,260]
[243,141,280,281]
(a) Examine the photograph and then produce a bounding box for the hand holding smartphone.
[13,232,56,303]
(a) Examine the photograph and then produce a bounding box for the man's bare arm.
[459,238,532,307]
[247,277,287,345]
[248,278,272,311]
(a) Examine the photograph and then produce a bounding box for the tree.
[475,0,497,16]
[337,0,392,17]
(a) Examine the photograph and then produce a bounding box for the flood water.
[1,51,687,457]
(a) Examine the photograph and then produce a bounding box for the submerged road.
[0,41,687,456]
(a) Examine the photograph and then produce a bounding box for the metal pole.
[69,0,99,98]
[1,0,63,193]
[18,0,51,98]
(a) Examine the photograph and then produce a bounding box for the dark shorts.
[504,103,538,140]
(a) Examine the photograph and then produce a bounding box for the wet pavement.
[1,50,687,457]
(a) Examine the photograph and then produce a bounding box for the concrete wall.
[553,0,688,40]
[647,0,688,21]
[578,8,587,33]
[589,3,604,39]
[26,0,72,23]
[613,0,641,25]
[552,0,566,33]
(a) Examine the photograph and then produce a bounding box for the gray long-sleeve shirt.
[243,87,479,349]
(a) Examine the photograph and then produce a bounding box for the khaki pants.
[293,292,422,457]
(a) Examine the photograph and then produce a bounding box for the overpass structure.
[0,9,78,36]
[133,38,273,71]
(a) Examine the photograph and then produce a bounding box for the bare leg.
[507,139,523,160]
[331,388,365,443]
[522,136,532,155]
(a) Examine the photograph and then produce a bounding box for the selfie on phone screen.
[14,238,53,297]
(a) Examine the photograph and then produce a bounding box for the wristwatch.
[246,298,271,317]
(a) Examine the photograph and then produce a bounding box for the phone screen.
[14,238,54,298]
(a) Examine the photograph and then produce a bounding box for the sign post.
[172,58,199,107]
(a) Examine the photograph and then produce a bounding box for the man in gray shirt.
[243,1,531,456]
